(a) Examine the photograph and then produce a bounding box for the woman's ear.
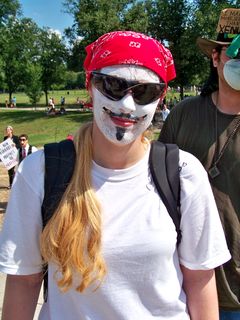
[212,49,219,67]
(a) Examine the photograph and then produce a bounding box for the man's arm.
[181,265,219,320]
[2,273,43,320]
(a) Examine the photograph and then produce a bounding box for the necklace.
[208,99,240,179]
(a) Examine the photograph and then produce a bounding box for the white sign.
[0,138,18,170]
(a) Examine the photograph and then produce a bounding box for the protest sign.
[0,138,18,170]
[217,8,240,34]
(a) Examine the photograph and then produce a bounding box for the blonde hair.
[40,122,106,293]
[40,122,153,293]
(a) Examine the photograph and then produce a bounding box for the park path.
[0,162,43,319]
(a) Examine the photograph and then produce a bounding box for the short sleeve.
[177,150,231,269]
[0,150,45,275]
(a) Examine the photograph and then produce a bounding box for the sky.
[19,0,74,36]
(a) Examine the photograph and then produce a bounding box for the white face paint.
[223,59,240,91]
[92,65,162,145]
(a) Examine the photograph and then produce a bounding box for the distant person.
[12,96,16,107]
[3,125,20,188]
[161,103,170,122]
[48,97,55,108]
[47,107,56,115]
[18,134,38,164]
[59,106,66,115]
[47,97,56,115]
[61,96,65,106]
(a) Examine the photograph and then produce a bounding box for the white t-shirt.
[0,147,230,320]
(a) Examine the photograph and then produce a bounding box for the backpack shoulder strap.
[149,141,181,244]
[41,139,76,227]
[41,139,76,301]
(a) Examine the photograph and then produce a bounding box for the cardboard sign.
[0,138,18,170]
[217,8,240,34]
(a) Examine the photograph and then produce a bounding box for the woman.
[0,31,230,320]
[3,125,20,188]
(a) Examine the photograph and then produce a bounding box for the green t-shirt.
[159,94,240,310]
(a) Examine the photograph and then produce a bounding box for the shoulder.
[12,135,19,140]
[166,95,212,124]
[174,95,208,111]
[30,145,38,152]
[178,149,208,189]
[177,148,218,212]
[179,149,205,171]
[18,149,45,184]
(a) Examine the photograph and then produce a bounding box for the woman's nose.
[118,92,136,113]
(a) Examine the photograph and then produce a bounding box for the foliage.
[64,0,149,71]
[64,0,239,96]
[24,63,43,107]
[0,17,41,101]
[0,0,20,26]
[38,29,68,105]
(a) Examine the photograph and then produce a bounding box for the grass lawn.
[0,89,89,108]
[1,109,93,147]
[1,88,196,146]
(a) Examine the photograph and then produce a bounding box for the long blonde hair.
[40,122,106,293]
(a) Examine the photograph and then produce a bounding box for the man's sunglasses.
[19,138,26,141]
[91,72,166,105]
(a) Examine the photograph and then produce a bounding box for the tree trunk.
[45,91,48,106]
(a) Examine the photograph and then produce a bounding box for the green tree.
[64,0,239,96]
[147,0,237,98]
[24,63,43,109]
[0,0,20,26]
[1,17,41,101]
[0,0,20,90]
[147,0,195,98]
[64,0,149,71]
[38,29,68,105]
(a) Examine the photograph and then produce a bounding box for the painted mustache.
[103,107,146,121]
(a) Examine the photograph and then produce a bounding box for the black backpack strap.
[41,139,76,301]
[149,141,181,245]
[42,139,76,227]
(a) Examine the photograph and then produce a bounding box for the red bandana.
[84,31,176,88]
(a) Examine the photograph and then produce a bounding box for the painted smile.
[103,107,146,127]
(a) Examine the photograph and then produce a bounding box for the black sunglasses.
[19,138,26,141]
[91,72,166,105]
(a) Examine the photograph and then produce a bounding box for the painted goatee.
[116,127,126,141]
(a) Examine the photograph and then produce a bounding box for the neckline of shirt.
[92,144,151,181]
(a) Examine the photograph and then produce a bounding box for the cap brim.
[196,37,229,58]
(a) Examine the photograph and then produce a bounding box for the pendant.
[208,165,220,179]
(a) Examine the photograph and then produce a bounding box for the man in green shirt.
[159,8,240,320]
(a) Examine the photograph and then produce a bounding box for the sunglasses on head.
[91,71,166,105]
